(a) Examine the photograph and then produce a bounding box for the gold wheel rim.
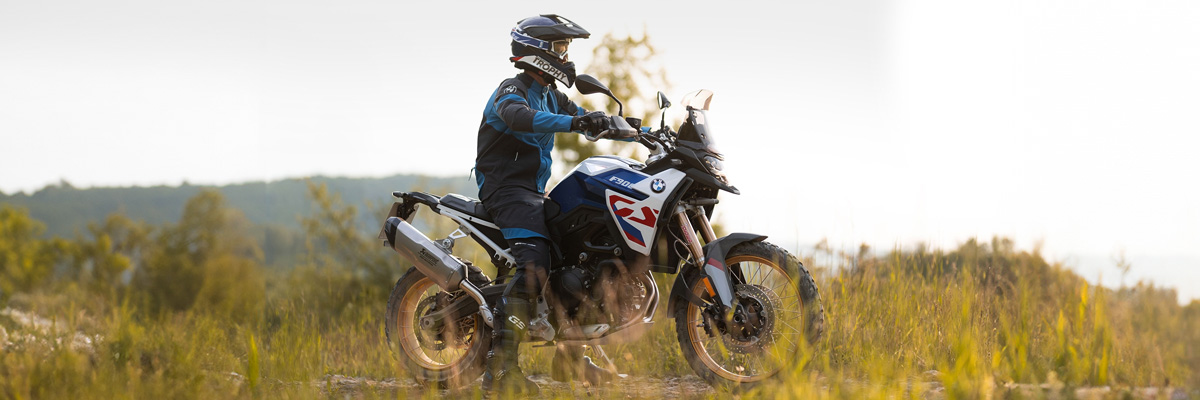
[397,277,479,371]
[686,255,805,383]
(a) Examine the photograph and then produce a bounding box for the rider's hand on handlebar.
[571,111,610,136]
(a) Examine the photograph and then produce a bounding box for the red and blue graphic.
[607,193,660,251]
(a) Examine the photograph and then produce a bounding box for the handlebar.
[584,115,639,142]
[580,115,677,164]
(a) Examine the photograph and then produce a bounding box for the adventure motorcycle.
[379,74,825,391]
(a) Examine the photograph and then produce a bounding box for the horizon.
[0,171,474,196]
[3,173,1195,304]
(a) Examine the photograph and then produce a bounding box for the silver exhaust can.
[382,216,465,291]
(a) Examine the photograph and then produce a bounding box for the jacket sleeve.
[494,87,574,134]
[553,90,635,141]
[555,91,588,117]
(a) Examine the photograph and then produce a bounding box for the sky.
[2,0,1198,301]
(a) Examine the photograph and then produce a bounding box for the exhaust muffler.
[382,216,465,290]
[382,216,495,327]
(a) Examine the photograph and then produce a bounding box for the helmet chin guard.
[510,55,577,87]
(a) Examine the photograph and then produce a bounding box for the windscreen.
[677,90,720,155]
[681,89,714,111]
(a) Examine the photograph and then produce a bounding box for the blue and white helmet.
[510,14,590,88]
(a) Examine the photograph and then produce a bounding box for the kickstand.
[589,345,620,374]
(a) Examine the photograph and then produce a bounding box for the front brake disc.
[722,284,781,354]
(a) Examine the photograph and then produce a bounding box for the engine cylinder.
[549,267,588,313]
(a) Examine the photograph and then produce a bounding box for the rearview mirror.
[657,91,672,110]
[575,74,612,97]
[574,74,626,116]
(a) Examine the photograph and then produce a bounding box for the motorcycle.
[379,74,825,390]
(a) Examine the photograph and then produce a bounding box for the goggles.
[512,29,572,60]
[550,38,571,59]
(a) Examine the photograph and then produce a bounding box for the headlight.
[703,154,724,174]
[702,154,730,184]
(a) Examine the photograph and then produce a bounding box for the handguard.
[585,115,639,142]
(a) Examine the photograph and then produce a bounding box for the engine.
[548,257,653,328]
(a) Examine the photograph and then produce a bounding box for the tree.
[0,205,69,298]
[555,29,672,177]
[71,213,152,292]
[134,190,264,317]
[298,179,493,293]
[300,181,393,287]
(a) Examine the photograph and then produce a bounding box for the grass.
[1,194,1198,399]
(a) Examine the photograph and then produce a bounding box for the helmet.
[510,14,590,87]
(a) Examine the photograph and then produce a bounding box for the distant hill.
[0,175,477,238]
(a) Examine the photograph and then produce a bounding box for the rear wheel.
[385,267,491,389]
[674,241,824,391]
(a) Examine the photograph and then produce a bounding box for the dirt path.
[315,373,718,399]
[311,373,1194,399]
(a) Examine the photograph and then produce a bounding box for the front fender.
[667,232,767,315]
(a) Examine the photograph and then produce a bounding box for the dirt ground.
[314,373,719,399]
[310,373,1195,399]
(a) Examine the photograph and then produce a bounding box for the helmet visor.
[550,39,571,59]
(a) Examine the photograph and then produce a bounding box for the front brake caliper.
[700,304,721,337]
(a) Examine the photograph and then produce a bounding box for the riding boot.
[550,344,618,385]
[482,297,540,395]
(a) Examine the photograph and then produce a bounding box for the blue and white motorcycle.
[380,75,825,390]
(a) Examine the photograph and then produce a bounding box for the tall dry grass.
[2,192,1197,399]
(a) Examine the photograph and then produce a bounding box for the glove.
[571,111,610,137]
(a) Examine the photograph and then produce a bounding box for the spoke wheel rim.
[686,255,805,382]
[397,277,479,371]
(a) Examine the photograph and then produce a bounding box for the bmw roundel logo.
[650,179,666,193]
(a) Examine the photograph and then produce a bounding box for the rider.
[474,14,633,394]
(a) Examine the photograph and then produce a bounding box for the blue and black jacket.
[475,73,586,201]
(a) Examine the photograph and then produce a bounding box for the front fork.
[675,202,718,260]
[675,202,756,331]
[677,202,736,301]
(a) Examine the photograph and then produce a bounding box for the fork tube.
[676,208,706,263]
[693,207,718,243]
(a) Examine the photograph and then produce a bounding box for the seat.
[439,193,492,221]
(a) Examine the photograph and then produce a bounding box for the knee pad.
[505,238,551,300]
[510,237,551,269]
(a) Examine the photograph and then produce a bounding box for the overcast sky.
[2,0,1198,301]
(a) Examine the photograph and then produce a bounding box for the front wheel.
[385,267,491,389]
[674,241,825,391]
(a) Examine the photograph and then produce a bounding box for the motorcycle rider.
[474,14,633,394]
